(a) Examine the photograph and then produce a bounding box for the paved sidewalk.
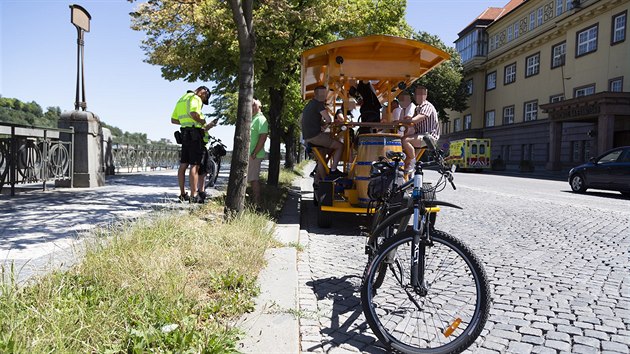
[0,169,223,285]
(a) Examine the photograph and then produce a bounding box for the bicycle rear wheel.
[361,230,490,354]
[204,159,218,188]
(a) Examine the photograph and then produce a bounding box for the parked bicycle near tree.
[360,135,490,354]
[202,136,227,189]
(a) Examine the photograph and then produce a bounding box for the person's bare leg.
[178,163,188,195]
[198,173,206,193]
[402,137,415,171]
[251,180,261,205]
[331,141,343,170]
[189,165,199,197]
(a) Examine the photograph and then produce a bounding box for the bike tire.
[213,158,222,185]
[205,159,218,188]
[361,229,490,354]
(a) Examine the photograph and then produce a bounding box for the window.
[489,34,498,52]
[529,12,536,31]
[574,84,595,97]
[507,26,513,42]
[502,145,511,161]
[599,149,623,163]
[551,41,566,68]
[485,110,495,127]
[524,100,538,121]
[503,106,515,124]
[609,77,623,92]
[612,11,627,44]
[522,144,534,160]
[556,0,563,16]
[566,0,574,11]
[454,118,462,132]
[456,29,488,63]
[486,71,497,91]
[584,141,591,161]
[514,22,519,39]
[504,63,517,85]
[572,141,581,162]
[537,7,544,26]
[576,24,598,57]
[464,114,472,130]
[442,122,450,135]
[526,53,540,77]
[466,79,473,95]
[550,94,564,102]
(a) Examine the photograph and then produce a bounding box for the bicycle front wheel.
[361,230,490,354]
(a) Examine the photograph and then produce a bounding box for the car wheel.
[570,174,587,193]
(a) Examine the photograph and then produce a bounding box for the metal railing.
[111,143,180,173]
[0,123,74,196]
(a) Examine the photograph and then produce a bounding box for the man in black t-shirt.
[301,86,345,182]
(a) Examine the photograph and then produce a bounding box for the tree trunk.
[266,85,285,186]
[283,124,295,169]
[225,0,255,214]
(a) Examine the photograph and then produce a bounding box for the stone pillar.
[56,110,105,187]
[546,121,562,171]
[597,114,615,155]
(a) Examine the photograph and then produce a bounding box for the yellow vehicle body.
[446,138,492,171]
[300,35,451,223]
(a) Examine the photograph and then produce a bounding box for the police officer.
[171,86,215,203]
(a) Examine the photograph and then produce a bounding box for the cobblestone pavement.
[297,172,630,354]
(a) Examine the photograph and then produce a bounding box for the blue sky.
[1,0,506,150]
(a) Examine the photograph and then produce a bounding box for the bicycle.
[203,136,227,188]
[360,135,490,354]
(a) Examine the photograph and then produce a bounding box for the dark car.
[568,146,630,198]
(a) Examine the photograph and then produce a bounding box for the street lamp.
[69,4,91,111]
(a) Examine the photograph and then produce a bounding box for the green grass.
[0,162,306,353]
[253,164,305,218]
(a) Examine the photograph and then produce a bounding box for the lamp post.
[69,4,91,111]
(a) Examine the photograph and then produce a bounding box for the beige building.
[444,0,629,171]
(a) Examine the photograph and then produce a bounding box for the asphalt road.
[297,170,630,353]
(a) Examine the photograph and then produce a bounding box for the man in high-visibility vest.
[171,85,216,203]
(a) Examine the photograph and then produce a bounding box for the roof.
[457,0,526,38]
[300,35,450,101]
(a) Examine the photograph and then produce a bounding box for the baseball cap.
[196,86,211,104]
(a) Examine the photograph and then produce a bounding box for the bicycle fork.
[410,170,431,296]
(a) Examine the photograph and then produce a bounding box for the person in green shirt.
[249,98,268,206]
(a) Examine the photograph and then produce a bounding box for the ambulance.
[446,138,491,171]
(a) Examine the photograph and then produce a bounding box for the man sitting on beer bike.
[301,85,346,186]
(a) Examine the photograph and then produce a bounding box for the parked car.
[568,146,630,198]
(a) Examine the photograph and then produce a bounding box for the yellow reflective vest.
[171,92,203,128]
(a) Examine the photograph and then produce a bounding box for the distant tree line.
[0,96,61,128]
[0,95,162,145]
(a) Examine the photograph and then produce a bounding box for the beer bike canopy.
[300,35,451,103]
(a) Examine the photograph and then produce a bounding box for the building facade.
[444,0,629,171]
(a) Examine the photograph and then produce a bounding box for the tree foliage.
[0,96,59,128]
[411,32,468,122]
[0,96,152,145]
[129,0,467,192]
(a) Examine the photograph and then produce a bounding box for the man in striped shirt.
[400,86,440,172]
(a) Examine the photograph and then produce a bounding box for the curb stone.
[237,178,302,353]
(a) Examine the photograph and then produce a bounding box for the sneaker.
[178,193,190,202]
[198,191,207,202]
[190,195,204,204]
